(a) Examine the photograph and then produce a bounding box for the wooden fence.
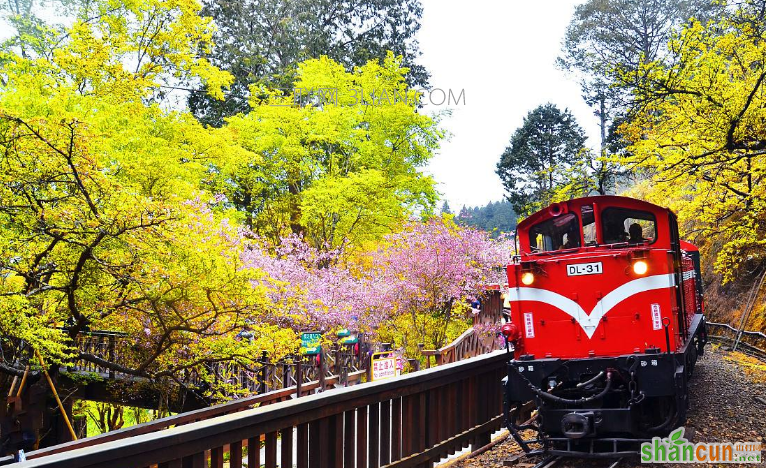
[11,350,508,468]
[420,328,499,368]
[421,289,504,367]
[707,322,766,358]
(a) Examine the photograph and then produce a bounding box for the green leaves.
[0,0,443,395]
[2,0,233,103]
[621,2,766,282]
[0,0,289,390]
[189,0,429,127]
[222,54,441,250]
[496,103,588,216]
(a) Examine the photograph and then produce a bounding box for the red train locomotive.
[501,196,707,457]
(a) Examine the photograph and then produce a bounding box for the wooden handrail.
[421,327,501,367]
[421,328,475,357]
[420,290,504,367]
[23,370,365,461]
[13,351,507,468]
[707,322,766,340]
[421,325,501,366]
[706,322,766,357]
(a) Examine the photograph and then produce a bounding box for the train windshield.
[601,207,656,245]
[529,213,580,252]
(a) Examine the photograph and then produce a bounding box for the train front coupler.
[501,329,546,454]
[502,370,545,455]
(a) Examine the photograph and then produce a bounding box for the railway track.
[532,455,560,468]
[507,454,627,468]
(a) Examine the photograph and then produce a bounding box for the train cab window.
[529,213,580,252]
[601,208,656,245]
[581,205,597,246]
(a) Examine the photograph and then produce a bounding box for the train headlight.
[632,260,648,275]
[521,272,535,285]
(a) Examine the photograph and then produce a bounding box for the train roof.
[517,195,671,232]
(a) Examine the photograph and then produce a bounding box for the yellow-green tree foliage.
[0,0,446,394]
[220,54,442,251]
[620,3,766,283]
[0,0,296,387]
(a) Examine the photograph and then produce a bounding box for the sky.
[417,0,600,211]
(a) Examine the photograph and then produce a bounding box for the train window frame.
[600,207,657,246]
[581,205,597,246]
[528,213,581,253]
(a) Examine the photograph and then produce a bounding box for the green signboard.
[337,328,358,344]
[340,335,358,345]
[300,332,322,355]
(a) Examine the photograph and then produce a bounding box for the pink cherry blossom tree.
[365,219,513,354]
[240,218,514,358]
[241,234,385,333]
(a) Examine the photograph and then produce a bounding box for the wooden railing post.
[282,359,291,392]
[319,350,326,392]
[296,358,303,398]
[108,335,115,380]
[366,351,372,383]
[258,351,268,394]
[334,345,341,379]
[417,343,427,368]
[471,371,492,452]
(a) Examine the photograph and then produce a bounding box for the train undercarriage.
[504,315,708,458]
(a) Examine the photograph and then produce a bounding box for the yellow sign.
[371,352,396,381]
